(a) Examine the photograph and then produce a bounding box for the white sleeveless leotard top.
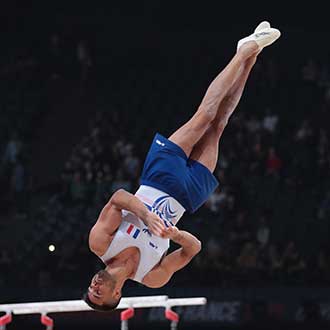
[99,185,186,283]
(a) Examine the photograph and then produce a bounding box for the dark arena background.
[1,2,330,330]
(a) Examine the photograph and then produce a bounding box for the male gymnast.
[83,21,281,311]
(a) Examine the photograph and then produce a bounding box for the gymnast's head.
[83,269,122,312]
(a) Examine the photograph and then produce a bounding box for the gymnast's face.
[87,270,121,306]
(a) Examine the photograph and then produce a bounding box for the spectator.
[123,148,140,180]
[213,246,235,287]
[268,243,283,282]
[70,172,86,203]
[76,40,93,83]
[206,186,227,214]
[229,212,252,249]
[282,241,306,284]
[265,147,282,175]
[111,169,132,193]
[47,33,64,80]
[249,141,265,175]
[317,248,330,284]
[255,216,271,247]
[301,58,319,83]
[246,114,261,133]
[94,170,108,206]
[295,120,313,142]
[236,242,258,284]
[262,107,278,134]
[205,237,221,259]
[2,132,22,166]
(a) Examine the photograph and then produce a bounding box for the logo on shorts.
[156,139,165,147]
[152,195,177,223]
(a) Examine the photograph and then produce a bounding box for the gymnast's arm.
[89,189,164,255]
[142,227,202,288]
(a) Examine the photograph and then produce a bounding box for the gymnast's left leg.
[189,21,281,172]
[168,21,280,159]
[189,53,259,172]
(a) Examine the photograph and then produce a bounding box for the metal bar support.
[0,312,12,330]
[41,313,54,330]
[165,308,179,330]
[120,308,134,330]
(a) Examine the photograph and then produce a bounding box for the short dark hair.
[82,292,121,312]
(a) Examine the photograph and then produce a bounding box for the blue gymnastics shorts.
[140,133,219,213]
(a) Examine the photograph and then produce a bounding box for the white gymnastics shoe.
[254,21,271,32]
[237,22,281,51]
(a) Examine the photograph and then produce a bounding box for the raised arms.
[142,226,201,288]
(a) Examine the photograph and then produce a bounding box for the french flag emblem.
[126,224,140,239]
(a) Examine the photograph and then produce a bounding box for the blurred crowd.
[1,30,330,294]
[0,31,94,218]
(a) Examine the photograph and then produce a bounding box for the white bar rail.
[0,296,206,315]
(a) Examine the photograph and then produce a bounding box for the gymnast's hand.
[160,226,180,240]
[144,211,165,236]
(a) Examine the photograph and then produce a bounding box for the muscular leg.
[168,41,259,157]
[189,54,258,172]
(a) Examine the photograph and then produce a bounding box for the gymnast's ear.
[113,288,121,299]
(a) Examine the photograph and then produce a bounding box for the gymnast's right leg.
[168,21,280,157]
[188,22,281,172]
[189,55,258,172]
